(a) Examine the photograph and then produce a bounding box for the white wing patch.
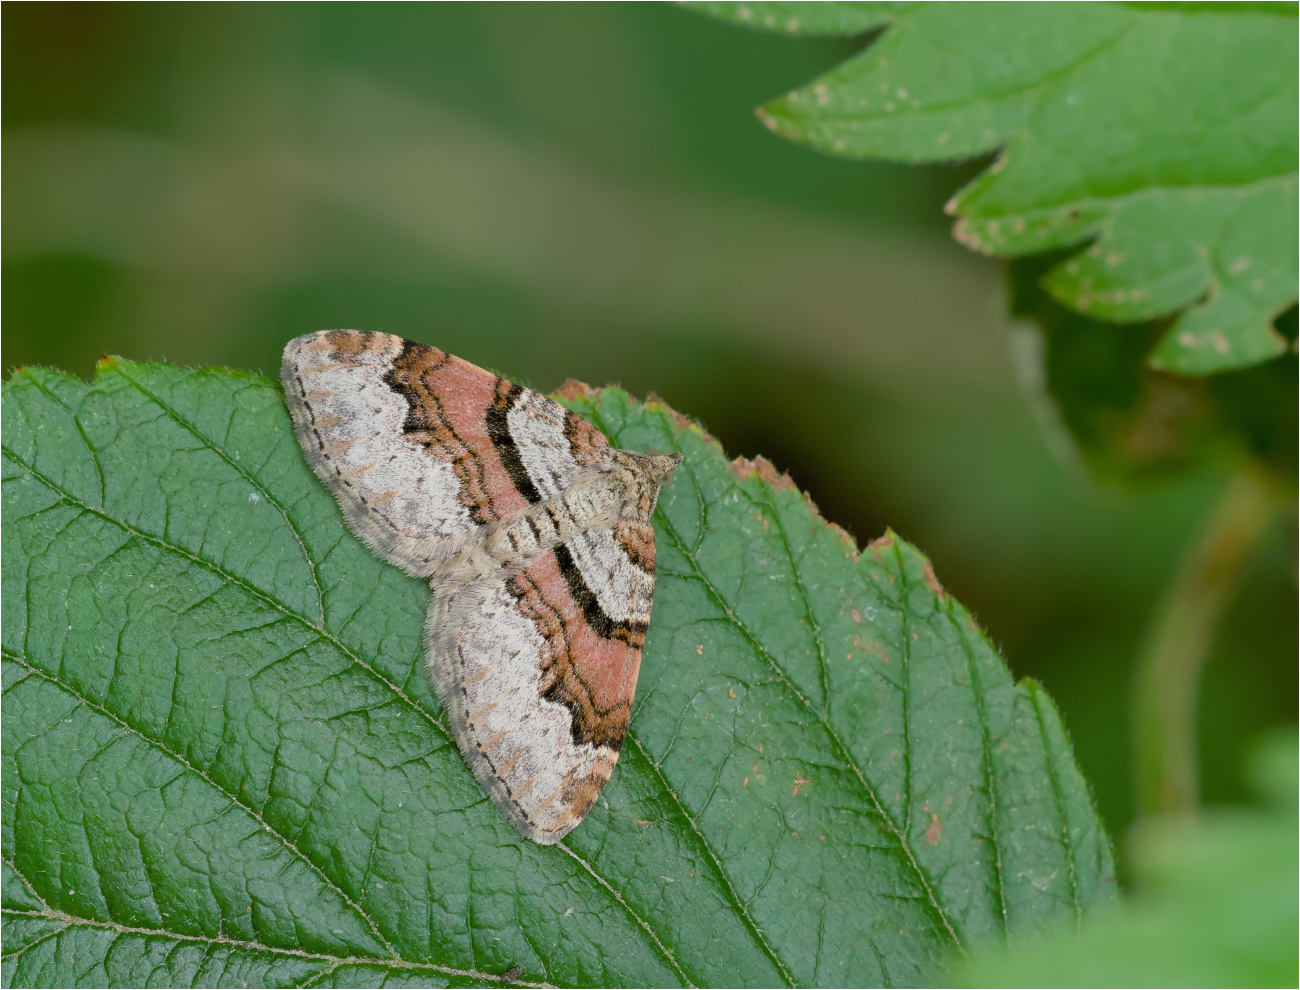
[506,397,578,499]
[282,333,473,573]
[426,577,613,841]
[564,528,654,625]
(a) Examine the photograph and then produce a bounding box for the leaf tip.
[644,390,719,448]
[755,105,783,133]
[867,531,896,557]
[554,378,597,401]
[729,454,795,493]
[733,452,865,557]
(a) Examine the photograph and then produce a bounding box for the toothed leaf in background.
[690,1,1298,376]
[1008,255,1298,487]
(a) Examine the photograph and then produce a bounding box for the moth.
[281,331,680,844]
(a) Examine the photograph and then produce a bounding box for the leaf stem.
[1132,470,1277,817]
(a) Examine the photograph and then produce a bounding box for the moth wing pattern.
[282,329,678,844]
[282,330,484,573]
[426,542,648,843]
[282,329,613,575]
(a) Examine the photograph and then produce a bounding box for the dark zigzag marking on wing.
[553,540,647,646]
[486,380,543,505]
[489,384,650,646]
[505,566,632,752]
[381,339,497,526]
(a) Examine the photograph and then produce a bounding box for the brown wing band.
[508,569,635,751]
[378,339,497,525]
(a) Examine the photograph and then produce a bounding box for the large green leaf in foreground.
[2,360,1113,988]
[692,1,1298,376]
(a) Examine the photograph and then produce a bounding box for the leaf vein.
[948,605,1010,940]
[2,444,452,743]
[113,367,327,625]
[660,519,964,952]
[0,908,551,987]
[553,839,696,989]
[1028,686,1085,928]
[1,650,398,960]
[623,733,795,988]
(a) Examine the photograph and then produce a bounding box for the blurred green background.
[4,2,1295,865]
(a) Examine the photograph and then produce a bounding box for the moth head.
[644,451,684,489]
[639,453,683,520]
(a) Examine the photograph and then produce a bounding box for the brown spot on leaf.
[553,378,597,400]
[851,609,862,623]
[922,559,946,600]
[926,813,942,845]
[645,390,705,435]
[729,455,795,493]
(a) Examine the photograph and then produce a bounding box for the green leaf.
[693,2,1299,375]
[2,359,1113,988]
[684,2,909,37]
[1009,255,1299,485]
[954,731,1299,988]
